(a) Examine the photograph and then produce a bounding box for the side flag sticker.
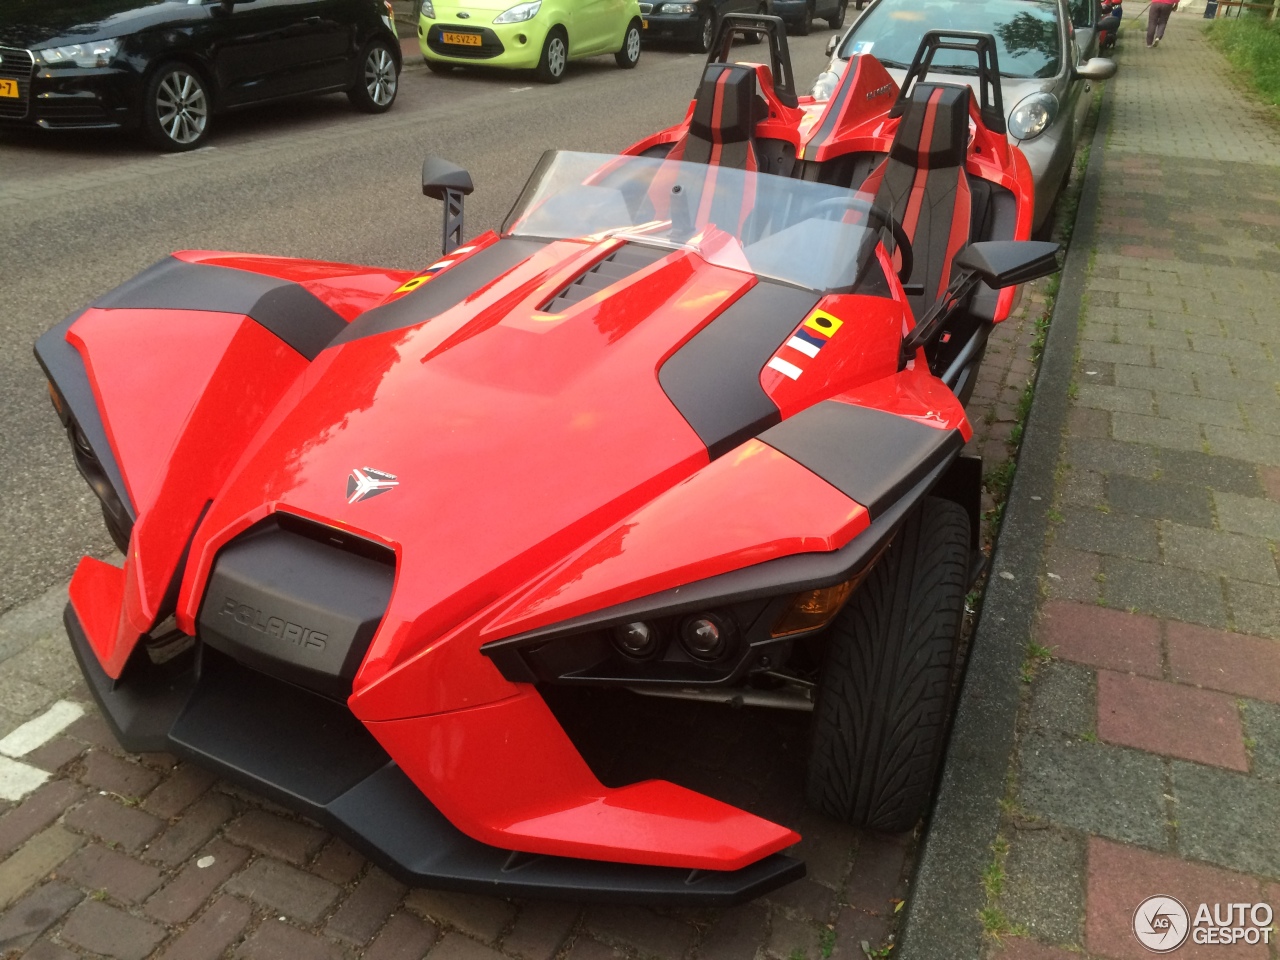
[392,257,458,295]
[766,308,845,381]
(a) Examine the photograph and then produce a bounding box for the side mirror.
[1074,56,1116,80]
[825,34,839,56]
[422,156,474,255]
[954,240,1060,288]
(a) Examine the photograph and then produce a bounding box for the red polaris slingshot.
[37,21,1057,904]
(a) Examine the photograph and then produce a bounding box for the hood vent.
[540,243,668,314]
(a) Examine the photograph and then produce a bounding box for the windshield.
[837,0,1061,79]
[504,151,886,294]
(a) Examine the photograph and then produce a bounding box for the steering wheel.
[806,197,914,286]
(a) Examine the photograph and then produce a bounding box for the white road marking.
[0,700,85,759]
[0,755,50,801]
[509,86,532,92]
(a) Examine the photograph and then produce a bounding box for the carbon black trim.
[759,401,963,518]
[34,310,136,522]
[67,609,803,905]
[659,282,820,459]
[330,238,548,346]
[92,257,347,361]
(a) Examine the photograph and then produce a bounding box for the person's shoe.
[1153,36,1160,45]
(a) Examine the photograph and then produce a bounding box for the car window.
[837,0,1061,79]
[1068,0,1095,25]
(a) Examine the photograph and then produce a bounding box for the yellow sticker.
[803,309,844,338]
[394,274,433,294]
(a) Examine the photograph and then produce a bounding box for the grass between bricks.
[1204,16,1280,107]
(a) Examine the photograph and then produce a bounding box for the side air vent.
[540,244,668,313]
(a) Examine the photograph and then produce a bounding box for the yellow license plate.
[0,79,18,98]
[442,31,482,45]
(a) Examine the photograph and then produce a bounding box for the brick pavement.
[980,11,1280,960]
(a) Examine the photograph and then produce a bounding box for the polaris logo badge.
[219,597,328,650]
[347,466,398,503]
[866,83,894,101]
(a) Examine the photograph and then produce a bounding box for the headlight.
[493,0,541,23]
[36,38,120,68]
[660,2,698,11]
[1007,92,1058,141]
[420,0,435,18]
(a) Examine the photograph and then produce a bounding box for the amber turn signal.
[770,578,859,638]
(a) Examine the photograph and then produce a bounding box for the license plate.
[0,79,18,98]
[442,31,482,45]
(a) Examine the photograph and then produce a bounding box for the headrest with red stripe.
[888,83,971,169]
[690,63,764,145]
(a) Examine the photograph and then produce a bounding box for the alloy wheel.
[548,36,566,76]
[155,70,207,146]
[626,26,641,62]
[365,47,398,106]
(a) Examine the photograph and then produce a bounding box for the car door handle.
[304,16,323,23]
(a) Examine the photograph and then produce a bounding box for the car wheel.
[615,19,642,67]
[792,4,813,35]
[827,0,847,28]
[695,11,715,52]
[805,496,969,831]
[536,27,568,83]
[425,57,454,75]
[747,2,767,42]
[348,38,399,112]
[141,63,211,152]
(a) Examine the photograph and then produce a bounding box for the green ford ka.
[419,0,643,82]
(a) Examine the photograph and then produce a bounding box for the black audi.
[0,0,402,150]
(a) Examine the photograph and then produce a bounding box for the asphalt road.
[0,32,838,616]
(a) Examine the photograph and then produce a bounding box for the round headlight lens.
[612,621,659,659]
[679,614,730,660]
[1008,92,1058,141]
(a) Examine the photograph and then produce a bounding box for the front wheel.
[791,4,813,35]
[694,10,715,52]
[348,38,399,112]
[747,3,767,42]
[827,0,847,28]
[615,19,642,67]
[141,62,211,152]
[805,496,970,831]
[536,27,568,83]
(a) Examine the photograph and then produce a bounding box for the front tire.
[805,496,970,831]
[694,10,716,52]
[348,38,399,112]
[615,19,642,67]
[141,62,211,152]
[536,27,568,83]
[747,3,767,42]
[827,0,847,28]
[791,4,813,35]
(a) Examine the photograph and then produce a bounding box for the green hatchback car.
[420,0,643,82]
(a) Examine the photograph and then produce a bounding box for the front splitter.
[65,605,804,905]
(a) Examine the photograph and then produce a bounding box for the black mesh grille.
[0,47,34,119]
[540,244,669,313]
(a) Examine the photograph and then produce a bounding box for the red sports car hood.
[189,238,758,675]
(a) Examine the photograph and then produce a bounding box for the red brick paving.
[1259,465,1280,503]
[1167,621,1280,705]
[1037,602,1163,677]
[989,938,1081,960]
[1086,838,1269,960]
[1096,670,1248,770]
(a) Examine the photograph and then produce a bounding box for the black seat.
[668,63,764,172]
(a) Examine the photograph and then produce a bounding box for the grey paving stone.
[1157,449,1263,496]
[1076,384,1155,415]
[1161,523,1279,585]
[1155,393,1245,429]
[1214,491,1280,539]
[1112,413,1206,454]
[1080,340,1154,367]
[1077,360,1116,387]
[1060,470,1106,510]
[1189,335,1274,359]
[1057,509,1160,562]
[1028,662,1096,739]
[1195,373,1273,403]
[1242,700,1280,784]
[1225,580,1280,640]
[1109,474,1214,528]
[1243,401,1280,438]
[1001,827,1086,946]
[1209,428,1280,467]
[1018,734,1168,848]
[1101,557,1228,629]
[1173,761,1280,878]
[1042,546,1102,604]
[1229,354,1280,383]
[1152,348,1234,378]
[1059,440,1162,481]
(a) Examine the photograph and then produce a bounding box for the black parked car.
[0,0,402,151]
[639,0,769,51]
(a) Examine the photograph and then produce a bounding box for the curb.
[896,80,1116,960]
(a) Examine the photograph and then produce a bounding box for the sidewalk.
[905,9,1280,960]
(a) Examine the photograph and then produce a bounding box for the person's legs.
[1148,3,1171,44]
[1154,3,1172,40]
[1146,5,1158,45]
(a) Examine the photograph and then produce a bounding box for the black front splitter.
[66,605,804,905]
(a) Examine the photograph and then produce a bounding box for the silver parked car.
[813,0,1114,234]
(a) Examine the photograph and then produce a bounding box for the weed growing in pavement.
[819,927,837,958]
[1081,730,1098,743]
